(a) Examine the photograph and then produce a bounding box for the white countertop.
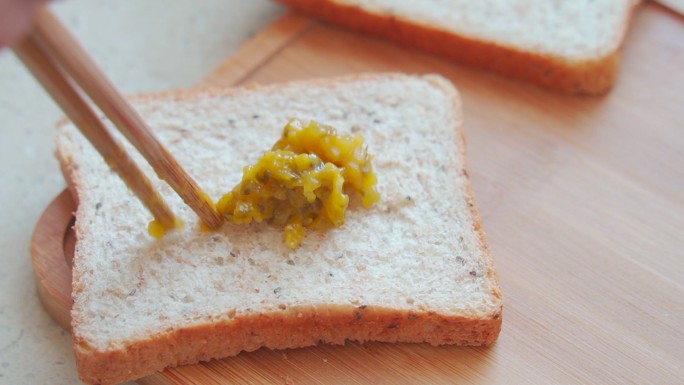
[0,1,283,384]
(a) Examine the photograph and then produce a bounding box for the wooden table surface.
[32,4,683,384]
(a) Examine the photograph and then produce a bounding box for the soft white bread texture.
[56,73,503,385]
[275,0,639,94]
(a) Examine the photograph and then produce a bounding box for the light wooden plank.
[32,3,684,384]
[200,13,314,88]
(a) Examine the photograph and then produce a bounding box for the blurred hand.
[0,0,48,47]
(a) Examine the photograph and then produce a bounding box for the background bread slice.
[275,0,639,94]
[56,73,502,385]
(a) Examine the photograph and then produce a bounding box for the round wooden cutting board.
[31,190,75,333]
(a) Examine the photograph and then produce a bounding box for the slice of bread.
[275,0,639,94]
[56,73,503,385]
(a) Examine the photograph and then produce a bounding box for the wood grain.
[200,12,314,88]
[31,190,74,331]
[31,4,684,384]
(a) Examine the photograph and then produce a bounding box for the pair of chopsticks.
[13,7,223,232]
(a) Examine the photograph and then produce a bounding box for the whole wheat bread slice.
[275,0,639,94]
[56,73,503,385]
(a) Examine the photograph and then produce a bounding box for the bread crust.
[426,75,503,319]
[55,73,503,385]
[74,305,501,385]
[275,0,639,94]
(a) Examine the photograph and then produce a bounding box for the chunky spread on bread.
[272,119,379,208]
[217,119,379,248]
[147,216,185,239]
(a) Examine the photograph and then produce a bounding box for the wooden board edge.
[199,12,316,88]
[30,190,74,331]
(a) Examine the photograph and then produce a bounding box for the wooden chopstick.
[13,34,179,232]
[18,6,224,231]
